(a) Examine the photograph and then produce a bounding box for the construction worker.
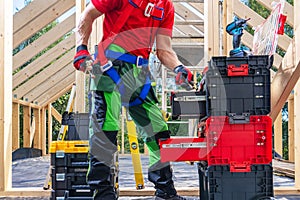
[73,0,194,199]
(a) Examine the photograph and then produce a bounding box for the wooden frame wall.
[0,0,13,192]
[0,0,300,197]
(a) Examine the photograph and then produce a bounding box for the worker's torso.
[100,0,174,58]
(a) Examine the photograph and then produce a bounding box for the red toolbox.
[160,137,208,162]
[206,116,272,172]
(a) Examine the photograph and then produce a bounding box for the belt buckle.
[100,60,113,72]
[136,55,144,68]
[144,3,154,17]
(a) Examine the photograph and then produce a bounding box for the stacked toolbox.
[49,140,93,200]
[205,55,274,200]
[160,55,274,200]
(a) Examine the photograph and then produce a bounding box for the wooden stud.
[223,0,233,56]
[288,94,294,162]
[47,104,52,153]
[41,108,47,155]
[51,107,62,123]
[294,82,300,188]
[22,106,31,148]
[29,112,36,148]
[75,0,87,113]
[33,108,42,150]
[294,0,300,188]
[0,0,13,192]
[274,113,283,157]
[12,103,20,151]
[204,0,221,62]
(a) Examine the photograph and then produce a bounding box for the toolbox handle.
[227,64,249,76]
[230,163,251,172]
[228,113,250,124]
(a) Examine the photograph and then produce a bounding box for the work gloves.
[73,44,93,72]
[174,65,194,90]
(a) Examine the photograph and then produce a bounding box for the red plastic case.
[206,116,272,172]
[160,137,207,162]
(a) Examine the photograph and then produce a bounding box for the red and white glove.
[174,65,194,90]
[73,44,92,72]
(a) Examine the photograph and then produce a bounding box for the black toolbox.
[171,91,206,119]
[205,164,274,200]
[50,141,92,200]
[206,55,271,117]
[51,189,93,200]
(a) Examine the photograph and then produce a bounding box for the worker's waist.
[105,49,149,68]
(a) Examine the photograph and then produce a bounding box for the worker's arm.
[76,3,103,46]
[156,34,194,90]
[156,34,182,71]
[74,3,102,71]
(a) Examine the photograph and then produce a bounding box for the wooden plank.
[33,108,42,150]
[174,25,203,37]
[13,0,75,48]
[190,2,204,14]
[12,99,41,110]
[294,0,300,188]
[270,17,300,120]
[174,2,204,21]
[257,0,294,27]
[75,0,87,113]
[233,0,291,52]
[13,0,58,33]
[47,104,52,151]
[13,13,75,70]
[288,96,294,162]
[274,113,283,157]
[22,106,31,148]
[13,50,74,99]
[13,34,75,89]
[0,0,13,191]
[51,107,62,123]
[29,113,36,147]
[0,187,299,197]
[23,63,75,103]
[294,81,300,188]
[12,103,20,151]
[38,82,74,107]
[204,0,220,61]
[41,108,47,155]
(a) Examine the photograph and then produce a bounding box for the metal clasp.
[144,3,154,17]
[100,60,113,72]
[136,55,144,68]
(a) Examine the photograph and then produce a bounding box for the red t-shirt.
[91,0,174,58]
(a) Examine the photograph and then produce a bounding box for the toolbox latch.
[227,64,249,76]
[228,113,250,124]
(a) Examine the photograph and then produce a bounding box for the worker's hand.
[174,65,194,90]
[73,44,93,73]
